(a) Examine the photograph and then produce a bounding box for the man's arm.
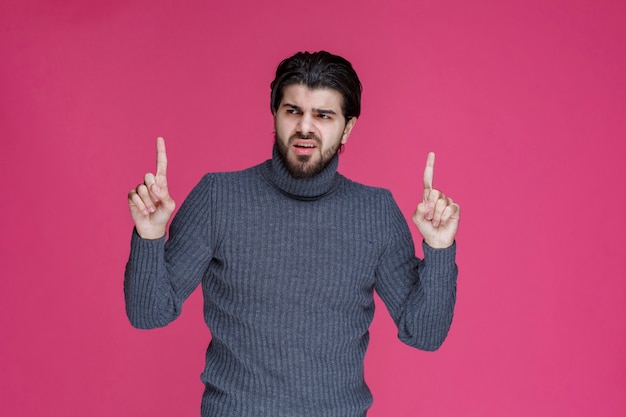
[375,153,460,351]
[124,138,211,329]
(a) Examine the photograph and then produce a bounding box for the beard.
[274,132,342,179]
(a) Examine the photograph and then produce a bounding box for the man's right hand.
[127,137,176,239]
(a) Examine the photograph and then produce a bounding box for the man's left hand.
[412,152,460,249]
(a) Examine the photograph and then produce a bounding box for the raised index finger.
[156,136,167,177]
[423,151,435,191]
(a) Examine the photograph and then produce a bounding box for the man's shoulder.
[197,160,266,184]
[338,174,394,199]
[181,162,267,204]
[335,175,402,214]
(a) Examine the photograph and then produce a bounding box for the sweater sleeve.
[124,175,216,329]
[374,191,457,351]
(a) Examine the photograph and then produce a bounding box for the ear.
[341,117,357,145]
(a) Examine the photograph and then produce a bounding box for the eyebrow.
[282,103,337,115]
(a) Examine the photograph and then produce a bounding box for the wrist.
[424,238,454,249]
[135,226,166,240]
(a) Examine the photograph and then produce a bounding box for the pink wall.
[1,0,625,415]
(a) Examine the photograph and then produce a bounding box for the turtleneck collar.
[260,144,341,201]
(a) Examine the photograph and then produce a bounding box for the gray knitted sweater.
[125,145,457,416]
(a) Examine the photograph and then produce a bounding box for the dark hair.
[270,51,362,120]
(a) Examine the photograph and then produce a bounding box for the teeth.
[297,144,314,148]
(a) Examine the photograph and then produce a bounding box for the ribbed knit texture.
[124,145,457,417]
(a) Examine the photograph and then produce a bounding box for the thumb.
[412,201,430,227]
[150,183,176,210]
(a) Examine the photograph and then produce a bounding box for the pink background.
[1,0,625,415]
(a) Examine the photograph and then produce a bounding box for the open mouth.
[292,139,318,155]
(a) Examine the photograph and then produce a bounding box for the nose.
[296,112,314,135]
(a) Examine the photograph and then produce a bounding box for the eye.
[317,113,331,120]
[286,108,300,115]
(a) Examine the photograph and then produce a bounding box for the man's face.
[273,84,357,179]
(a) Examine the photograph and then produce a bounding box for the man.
[125,51,460,417]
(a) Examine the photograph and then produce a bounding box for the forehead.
[280,84,344,111]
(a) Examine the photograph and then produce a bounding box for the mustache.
[290,133,321,142]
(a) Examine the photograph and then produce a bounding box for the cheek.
[327,126,347,143]
[275,119,294,135]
